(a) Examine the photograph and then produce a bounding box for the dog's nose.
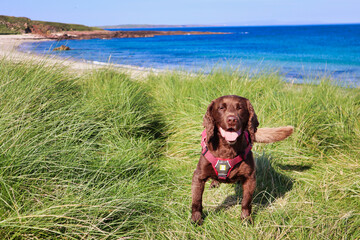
[227,115,238,125]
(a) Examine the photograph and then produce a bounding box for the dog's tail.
[254,126,294,143]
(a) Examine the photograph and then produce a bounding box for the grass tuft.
[0,58,359,239]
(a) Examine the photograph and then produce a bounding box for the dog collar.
[201,129,252,180]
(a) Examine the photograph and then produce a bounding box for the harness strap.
[201,129,252,179]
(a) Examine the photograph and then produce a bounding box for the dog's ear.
[203,100,215,144]
[246,99,259,142]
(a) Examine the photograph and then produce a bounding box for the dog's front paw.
[241,209,253,224]
[191,211,203,225]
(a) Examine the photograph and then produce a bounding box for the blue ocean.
[20,24,360,86]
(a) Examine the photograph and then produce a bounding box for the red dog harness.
[201,129,252,180]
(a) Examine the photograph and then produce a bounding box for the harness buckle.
[214,160,232,179]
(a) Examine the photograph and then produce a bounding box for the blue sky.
[2,0,360,26]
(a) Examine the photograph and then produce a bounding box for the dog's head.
[203,95,259,145]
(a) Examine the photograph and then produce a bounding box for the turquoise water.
[20,24,360,85]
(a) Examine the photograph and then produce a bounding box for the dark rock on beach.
[53,45,71,51]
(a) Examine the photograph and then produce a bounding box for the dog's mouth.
[219,127,242,145]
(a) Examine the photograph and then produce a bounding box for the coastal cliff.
[0,15,100,34]
[1,15,227,40]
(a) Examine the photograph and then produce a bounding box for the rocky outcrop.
[0,17,32,34]
[53,45,71,51]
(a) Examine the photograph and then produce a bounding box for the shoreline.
[0,34,162,78]
[1,34,359,88]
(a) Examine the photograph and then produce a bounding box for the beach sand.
[0,34,159,78]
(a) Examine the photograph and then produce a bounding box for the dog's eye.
[236,105,242,110]
[219,105,225,110]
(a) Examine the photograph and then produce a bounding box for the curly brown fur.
[191,95,293,225]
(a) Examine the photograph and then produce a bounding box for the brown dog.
[191,95,293,224]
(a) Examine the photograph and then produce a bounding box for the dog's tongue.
[219,127,241,142]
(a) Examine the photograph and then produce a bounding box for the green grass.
[0,58,359,239]
[32,20,101,32]
[0,59,166,239]
[0,25,19,35]
[144,70,360,239]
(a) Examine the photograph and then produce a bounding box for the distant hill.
[0,15,101,35]
[99,24,223,29]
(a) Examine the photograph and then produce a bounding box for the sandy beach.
[0,34,159,78]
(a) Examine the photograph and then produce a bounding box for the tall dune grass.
[0,58,359,239]
[0,59,167,239]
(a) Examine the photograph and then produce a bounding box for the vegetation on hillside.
[0,57,359,239]
[0,15,101,34]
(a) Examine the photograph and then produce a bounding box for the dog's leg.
[191,171,206,225]
[240,172,256,222]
